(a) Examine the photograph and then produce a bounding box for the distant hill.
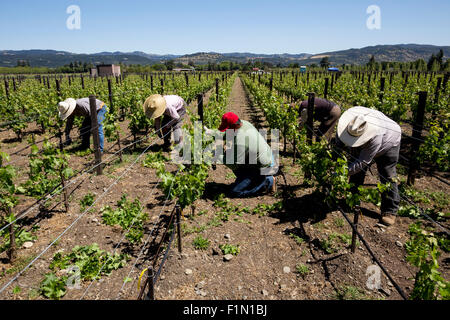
[0,44,448,68]
[302,44,450,65]
[0,50,179,67]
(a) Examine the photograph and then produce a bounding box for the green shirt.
[220,120,273,172]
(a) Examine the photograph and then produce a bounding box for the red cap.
[218,112,240,132]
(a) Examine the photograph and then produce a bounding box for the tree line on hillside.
[1,50,449,74]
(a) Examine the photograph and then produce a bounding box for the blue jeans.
[229,159,275,198]
[97,106,107,152]
[80,105,107,152]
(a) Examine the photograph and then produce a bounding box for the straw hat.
[337,106,381,147]
[143,94,166,120]
[58,98,76,120]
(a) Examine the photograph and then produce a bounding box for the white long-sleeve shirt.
[163,95,186,120]
[342,109,402,176]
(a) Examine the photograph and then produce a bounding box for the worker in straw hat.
[58,97,108,152]
[143,94,187,151]
[295,97,341,141]
[336,106,402,226]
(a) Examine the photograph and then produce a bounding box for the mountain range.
[0,44,448,68]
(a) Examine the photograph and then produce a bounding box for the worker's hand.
[204,126,217,135]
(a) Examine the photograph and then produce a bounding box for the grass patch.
[192,236,210,250]
[334,285,369,300]
[219,244,240,256]
[295,264,310,278]
[334,218,345,228]
[289,233,305,246]
[225,172,236,180]
[313,222,326,231]
[79,192,95,212]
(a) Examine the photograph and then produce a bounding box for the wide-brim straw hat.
[143,94,166,120]
[58,98,76,121]
[337,106,381,147]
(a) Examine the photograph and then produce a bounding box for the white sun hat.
[58,98,77,120]
[337,106,381,147]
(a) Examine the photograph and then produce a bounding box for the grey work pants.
[350,144,401,215]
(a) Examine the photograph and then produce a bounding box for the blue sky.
[0,0,449,54]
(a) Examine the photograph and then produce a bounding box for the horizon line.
[1,43,450,57]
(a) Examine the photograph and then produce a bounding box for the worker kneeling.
[213,112,276,198]
[336,107,401,226]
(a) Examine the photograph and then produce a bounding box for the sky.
[0,0,449,55]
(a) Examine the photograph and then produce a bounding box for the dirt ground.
[0,77,448,301]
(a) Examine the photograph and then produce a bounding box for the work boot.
[268,176,277,195]
[380,213,396,226]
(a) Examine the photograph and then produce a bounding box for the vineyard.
[0,70,449,300]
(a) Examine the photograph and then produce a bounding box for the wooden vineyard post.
[351,206,361,253]
[295,73,298,87]
[197,94,204,123]
[185,73,189,87]
[4,79,9,100]
[434,77,442,104]
[150,75,154,91]
[379,77,386,102]
[176,205,182,253]
[160,79,164,95]
[7,207,16,262]
[305,93,315,180]
[324,78,329,99]
[108,79,114,114]
[216,78,219,101]
[283,107,288,154]
[291,105,297,165]
[269,77,273,92]
[89,95,103,176]
[407,92,427,186]
[81,75,85,89]
[139,267,155,300]
[12,78,16,91]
